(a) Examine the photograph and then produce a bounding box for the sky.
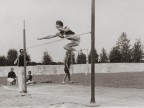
[1,0,144,62]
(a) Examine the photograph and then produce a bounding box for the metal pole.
[80,49,89,75]
[70,51,73,74]
[23,20,27,93]
[91,0,95,103]
[86,49,89,74]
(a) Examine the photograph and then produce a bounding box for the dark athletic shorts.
[64,67,70,74]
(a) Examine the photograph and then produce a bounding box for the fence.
[1,63,144,77]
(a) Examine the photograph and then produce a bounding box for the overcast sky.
[1,0,144,62]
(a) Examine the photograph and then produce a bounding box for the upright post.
[71,51,73,74]
[23,20,27,93]
[91,0,95,103]
[86,49,89,75]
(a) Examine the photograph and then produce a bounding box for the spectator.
[26,71,36,85]
[7,67,16,85]
[27,71,32,82]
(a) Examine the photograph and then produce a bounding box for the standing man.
[14,49,30,93]
[62,51,73,84]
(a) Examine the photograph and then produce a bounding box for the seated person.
[26,71,34,84]
[7,67,16,85]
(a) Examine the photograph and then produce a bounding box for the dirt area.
[1,82,144,108]
[0,84,95,108]
[1,72,144,107]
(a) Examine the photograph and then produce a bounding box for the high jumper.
[37,20,80,54]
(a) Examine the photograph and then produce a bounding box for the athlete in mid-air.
[37,20,80,53]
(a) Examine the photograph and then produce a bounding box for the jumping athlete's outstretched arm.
[37,34,57,40]
[37,33,63,40]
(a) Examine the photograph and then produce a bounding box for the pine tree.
[77,52,87,64]
[88,49,99,63]
[116,32,131,62]
[131,39,144,62]
[99,48,108,63]
[109,46,121,62]
[42,51,52,65]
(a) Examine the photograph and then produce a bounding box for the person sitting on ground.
[7,67,16,85]
[26,71,33,84]
[26,71,37,85]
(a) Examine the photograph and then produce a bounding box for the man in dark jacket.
[14,49,30,93]
[7,67,16,85]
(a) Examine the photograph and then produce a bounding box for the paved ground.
[1,83,144,108]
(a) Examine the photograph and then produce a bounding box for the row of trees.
[0,49,18,66]
[0,32,144,66]
[109,32,144,63]
[71,32,144,64]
